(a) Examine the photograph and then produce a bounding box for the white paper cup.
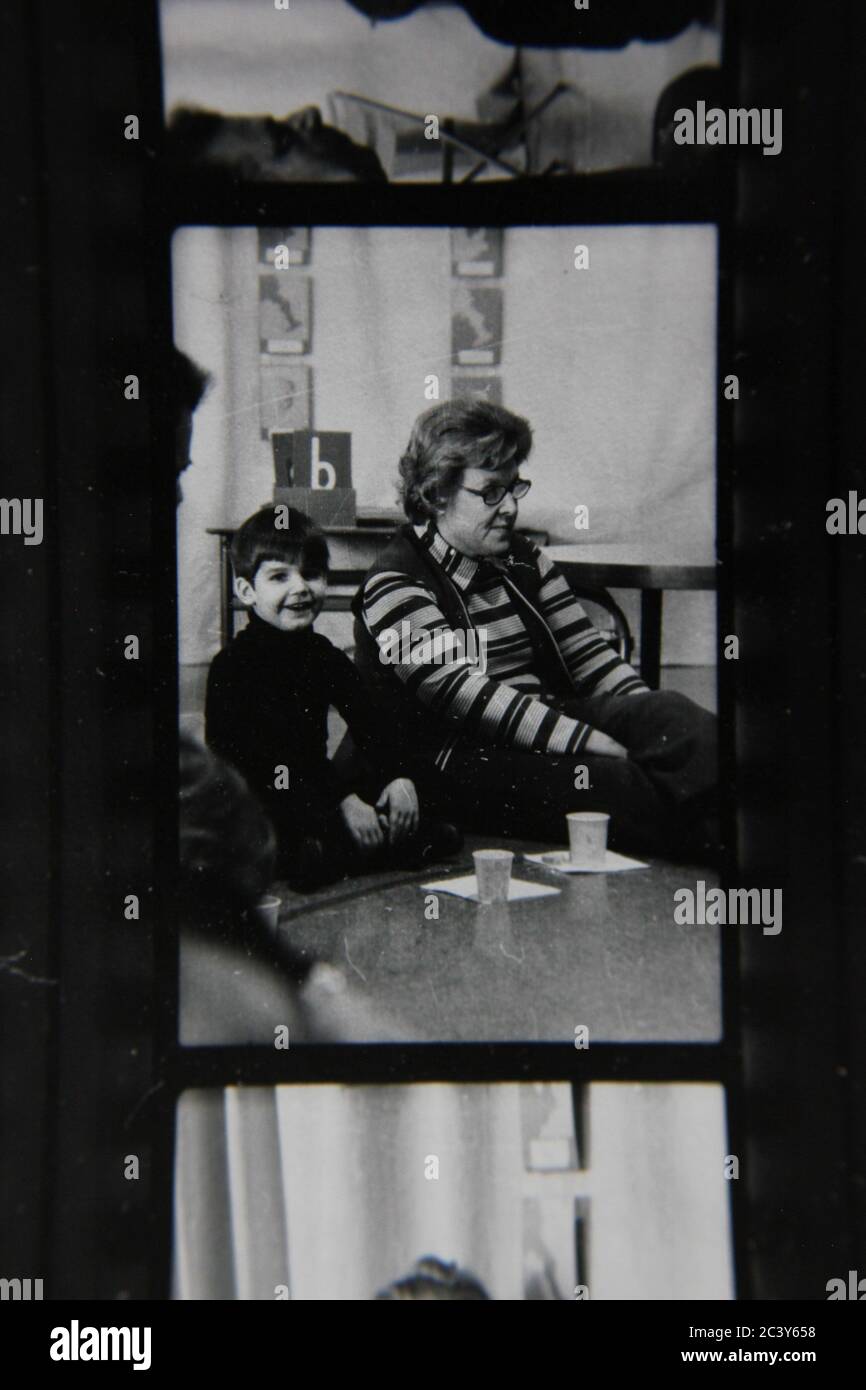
[257,894,281,931]
[566,812,610,868]
[472,849,513,904]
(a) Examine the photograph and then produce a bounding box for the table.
[545,544,717,688]
[271,836,721,1044]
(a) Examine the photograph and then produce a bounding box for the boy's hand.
[340,793,385,852]
[376,778,419,845]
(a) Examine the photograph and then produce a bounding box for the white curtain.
[173,1081,733,1300]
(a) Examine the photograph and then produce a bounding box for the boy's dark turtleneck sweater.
[205,609,408,843]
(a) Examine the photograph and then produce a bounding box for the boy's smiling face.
[235,557,327,633]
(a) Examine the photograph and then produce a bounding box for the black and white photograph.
[3,0,866,1346]
[174,1081,733,1300]
[160,0,724,184]
[175,223,719,1046]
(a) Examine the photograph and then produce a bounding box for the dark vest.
[351,525,574,764]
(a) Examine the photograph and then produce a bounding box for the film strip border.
[0,0,175,1299]
[4,0,863,1308]
[4,7,742,1300]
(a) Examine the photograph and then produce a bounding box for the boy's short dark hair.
[230,506,329,583]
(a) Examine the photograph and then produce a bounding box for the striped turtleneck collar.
[414,522,517,592]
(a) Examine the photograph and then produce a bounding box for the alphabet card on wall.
[258,227,311,268]
[451,227,503,278]
[259,274,311,354]
[451,284,502,366]
[272,430,356,526]
[451,373,502,406]
[259,363,311,440]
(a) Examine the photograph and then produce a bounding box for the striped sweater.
[360,526,647,767]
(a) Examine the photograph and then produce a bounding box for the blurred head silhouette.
[375,1256,490,1300]
[167,105,386,183]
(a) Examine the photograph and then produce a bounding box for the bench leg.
[640,589,663,688]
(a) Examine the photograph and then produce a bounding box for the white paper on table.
[523,849,648,874]
[421,874,561,903]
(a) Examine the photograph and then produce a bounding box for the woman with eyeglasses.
[351,400,717,860]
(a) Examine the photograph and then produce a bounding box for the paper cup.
[566,812,610,868]
[257,894,281,931]
[472,849,513,904]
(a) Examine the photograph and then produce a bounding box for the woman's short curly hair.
[397,399,533,523]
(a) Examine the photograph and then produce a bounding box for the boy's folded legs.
[276,808,463,892]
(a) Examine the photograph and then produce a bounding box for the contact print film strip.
[0,0,864,1355]
[163,1,739,1321]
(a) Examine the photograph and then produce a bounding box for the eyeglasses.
[460,478,532,507]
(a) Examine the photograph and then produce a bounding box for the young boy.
[205,505,459,888]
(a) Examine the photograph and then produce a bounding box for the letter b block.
[272,430,356,526]
[273,430,352,490]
